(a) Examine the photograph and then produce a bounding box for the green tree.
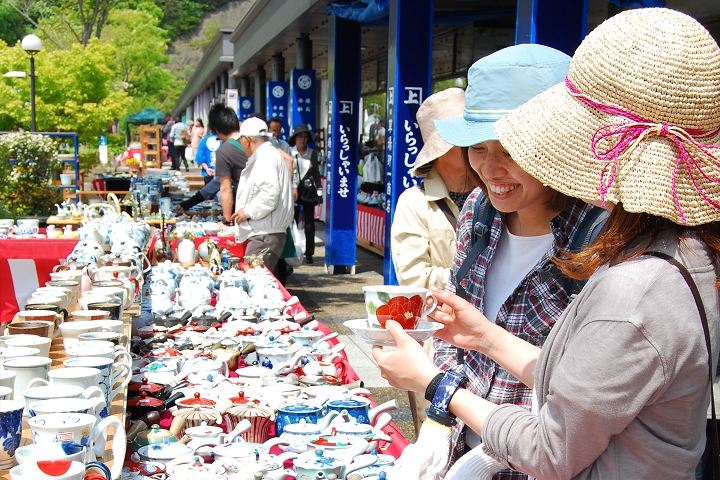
[0,2,33,45]
[0,40,130,143]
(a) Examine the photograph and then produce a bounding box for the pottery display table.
[0,309,133,480]
[0,238,78,323]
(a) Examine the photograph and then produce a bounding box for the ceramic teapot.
[277,410,341,453]
[325,398,399,427]
[293,445,377,480]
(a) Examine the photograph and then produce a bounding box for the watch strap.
[431,371,467,412]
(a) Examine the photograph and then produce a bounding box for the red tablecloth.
[0,238,78,322]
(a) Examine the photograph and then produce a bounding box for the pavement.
[284,222,417,443]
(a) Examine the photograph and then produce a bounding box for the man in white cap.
[231,117,294,271]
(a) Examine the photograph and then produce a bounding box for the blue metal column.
[325,15,361,271]
[266,81,289,141]
[515,0,589,56]
[383,0,433,285]
[238,97,254,121]
[289,69,317,139]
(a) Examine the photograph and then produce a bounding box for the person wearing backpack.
[374,9,720,480]
[378,44,605,479]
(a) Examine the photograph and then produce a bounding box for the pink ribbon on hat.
[565,77,720,224]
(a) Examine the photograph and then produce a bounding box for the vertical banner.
[325,16,361,268]
[290,69,317,146]
[266,81,289,142]
[383,0,433,285]
[238,96,254,121]
[225,89,238,114]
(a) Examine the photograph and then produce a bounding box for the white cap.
[239,117,270,137]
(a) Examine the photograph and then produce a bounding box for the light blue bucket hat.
[435,44,571,147]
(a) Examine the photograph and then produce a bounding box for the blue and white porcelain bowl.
[0,400,23,468]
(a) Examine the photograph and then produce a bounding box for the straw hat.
[494,8,720,226]
[435,44,570,147]
[411,88,465,177]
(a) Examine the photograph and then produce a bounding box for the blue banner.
[266,81,289,142]
[290,69,317,133]
[383,0,433,284]
[325,16,361,267]
[238,96,254,121]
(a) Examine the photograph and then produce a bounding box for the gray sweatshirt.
[483,232,720,479]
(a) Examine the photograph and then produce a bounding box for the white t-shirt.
[465,226,554,449]
[483,226,554,323]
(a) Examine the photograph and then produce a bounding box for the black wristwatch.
[425,371,467,426]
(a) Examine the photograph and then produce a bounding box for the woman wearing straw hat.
[374,8,720,479]
[390,87,480,435]
[386,43,603,480]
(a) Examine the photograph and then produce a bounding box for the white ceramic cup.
[10,459,111,480]
[362,285,439,328]
[0,347,40,364]
[63,357,131,408]
[58,321,103,350]
[77,332,127,349]
[27,413,125,479]
[34,287,72,308]
[26,296,64,310]
[4,336,51,358]
[0,386,12,400]
[29,397,106,423]
[0,400,24,468]
[0,219,13,228]
[2,357,51,405]
[77,295,114,311]
[70,310,109,322]
[23,384,104,417]
[0,370,16,398]
[15,443,86,465]
[28,367,101,394]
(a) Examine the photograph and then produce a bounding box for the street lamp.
[21,34,42,132]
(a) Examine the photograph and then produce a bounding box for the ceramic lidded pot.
[170,404,222,439]
[130,423,180,453]
[222,403,274,445]
[275,402,322,436]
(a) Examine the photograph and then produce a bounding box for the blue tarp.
[125,108,165,125]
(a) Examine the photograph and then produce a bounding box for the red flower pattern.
[375,295,423,329]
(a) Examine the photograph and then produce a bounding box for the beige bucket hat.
[494,8,720,226]
[411,87,465,177]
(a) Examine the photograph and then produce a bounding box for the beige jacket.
[390,167,459,289]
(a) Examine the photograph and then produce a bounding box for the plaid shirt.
[434,188,598,478]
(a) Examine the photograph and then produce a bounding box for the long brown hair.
[554,205,720,287]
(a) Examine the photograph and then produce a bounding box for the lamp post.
[21,34,42,132]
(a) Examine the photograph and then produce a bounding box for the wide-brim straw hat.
[411,88,465,177]
[288,124,315,146]
[435,44,571,148]
[494,8,720,226]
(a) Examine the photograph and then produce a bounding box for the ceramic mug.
[70,310,109,322]
[26,296,64,311]
[86,301,122,321]
[29,397,106,422]
[77,295,114,311]
[0,370,16,397]
[15,443,86,465]
[23,384,104,417]
[0,347,40,364]
[10,459,111,480]
[1,357,51,405]
[0,386,12,400]
[63,357,131,413]
[89,319,124,335]
[0,219,13,228]
[23,303,69,323]
[35,287,72,308]
[27,413,125,479]
[28,367,101,394]
[6,322,49,339]
[58,321,103,350]
[362,285,438,329]
[0,400,24,468]
[77,332,127,348]
[3,336,50,358]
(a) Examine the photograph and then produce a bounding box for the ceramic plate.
[343,319,444,347]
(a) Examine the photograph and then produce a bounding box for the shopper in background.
[232,118,294,272]
[390,87,479,435]
[190,118,205,160]
[169,117,189,171]
[210,104,247,223]
[289,124,322,264]
[267,117,293,156]
[162,113,174,140]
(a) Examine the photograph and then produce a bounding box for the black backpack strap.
[417,182,458,233]
[453,195,495,365]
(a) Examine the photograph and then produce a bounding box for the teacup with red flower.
[362,286,438,329]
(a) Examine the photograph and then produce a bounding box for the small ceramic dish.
[343,319,444,347]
